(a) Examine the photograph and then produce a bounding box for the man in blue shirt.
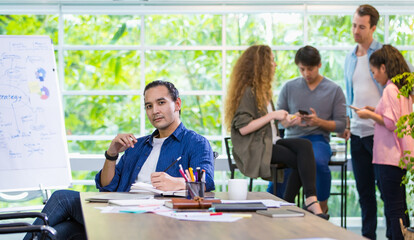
[96,80,215,192]
[25,80,215,240]
[341,5,382,240]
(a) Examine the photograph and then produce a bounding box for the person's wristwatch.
[105,151,118,161]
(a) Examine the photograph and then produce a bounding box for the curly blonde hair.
[224,45,274,130]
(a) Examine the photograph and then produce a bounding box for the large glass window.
[2,4,414,220]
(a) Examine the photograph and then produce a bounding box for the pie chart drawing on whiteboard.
[40,86,49,100]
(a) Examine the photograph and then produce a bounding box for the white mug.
[227,179,248,200]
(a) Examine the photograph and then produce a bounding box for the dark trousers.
[351,134,378,240]
[272,138,317,202]
[375,164,409,240]
[24,190,86,240]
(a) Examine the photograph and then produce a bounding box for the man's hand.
[301,108,320,127]
[107,133,137,156]
[151,172,185,191]
[337,129,351,141]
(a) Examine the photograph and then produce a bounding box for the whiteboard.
[0,35,71,191]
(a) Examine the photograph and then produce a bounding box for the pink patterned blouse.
[373,80,414,167]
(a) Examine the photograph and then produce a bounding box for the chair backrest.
[224,137,237,178]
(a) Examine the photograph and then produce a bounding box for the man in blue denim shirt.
[25,80,215,240]
[96,80,215,192]
[341,5,382,240]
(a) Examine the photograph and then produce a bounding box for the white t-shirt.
[351,55,381,137]
[135,136,167,184]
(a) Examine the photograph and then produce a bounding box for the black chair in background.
[328,136,348,228]
[0,212,57,240]
[224,137,286,194]
[224,137,254,191]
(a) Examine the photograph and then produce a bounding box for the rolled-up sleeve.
[95,153,126,192]
[232,89,256,130]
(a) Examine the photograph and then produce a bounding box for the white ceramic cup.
[227,179,248,200]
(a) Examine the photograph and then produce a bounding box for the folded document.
[130,182,186,197]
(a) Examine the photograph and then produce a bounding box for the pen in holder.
[186,181,205,199]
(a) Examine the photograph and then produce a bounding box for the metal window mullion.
[221,14,227,156]
[62,90,141,96]
[140,14,146,136]
[385,14,390,44]
[58,4,65,100]
[303,4,308,45]
[62,44,353,51]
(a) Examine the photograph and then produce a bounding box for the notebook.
[85,193,152,203]
[211,202,267,212]
[256,209,305,218]
[130,182,186,197]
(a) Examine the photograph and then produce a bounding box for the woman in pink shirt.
[356,44,412,240]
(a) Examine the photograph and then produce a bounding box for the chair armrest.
[0,224,57,239]
[0,212,48,225]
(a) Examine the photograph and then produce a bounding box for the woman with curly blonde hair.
[225,45,327,219]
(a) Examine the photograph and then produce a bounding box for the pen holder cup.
[186,181,205,199]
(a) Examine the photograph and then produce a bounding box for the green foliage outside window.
[64,95,140,136]
[0,15,58,44]
[65,50,141,90]
[226,13,303,46]
[64,15,141,45]
[145,14,222,46]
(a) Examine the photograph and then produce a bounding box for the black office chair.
[224,137,254,191]
[0,212,57,240]
[328,136,348,228]
[224,137,285,193]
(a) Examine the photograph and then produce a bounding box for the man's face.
[298,62,321,84]
[352,14,376,44]
[144,85,180,131]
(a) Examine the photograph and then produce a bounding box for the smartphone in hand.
[346,105,360,111]
[298,110,309,115]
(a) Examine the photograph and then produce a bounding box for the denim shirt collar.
[351,39,382,58]
[146,122,185,145]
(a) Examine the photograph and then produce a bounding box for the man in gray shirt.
[278,46,347,214]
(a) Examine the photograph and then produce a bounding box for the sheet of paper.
[221,199,295,208]
[108,199,166,206]
[85,193,153,202]
[156,211,242,222]
[96,205,172,214]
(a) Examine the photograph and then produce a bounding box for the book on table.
[164,198,222,209]
[130,182,186,197]
[256,208,305,218]
[211,202,267,212]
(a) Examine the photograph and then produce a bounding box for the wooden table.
[81,192,366,240]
